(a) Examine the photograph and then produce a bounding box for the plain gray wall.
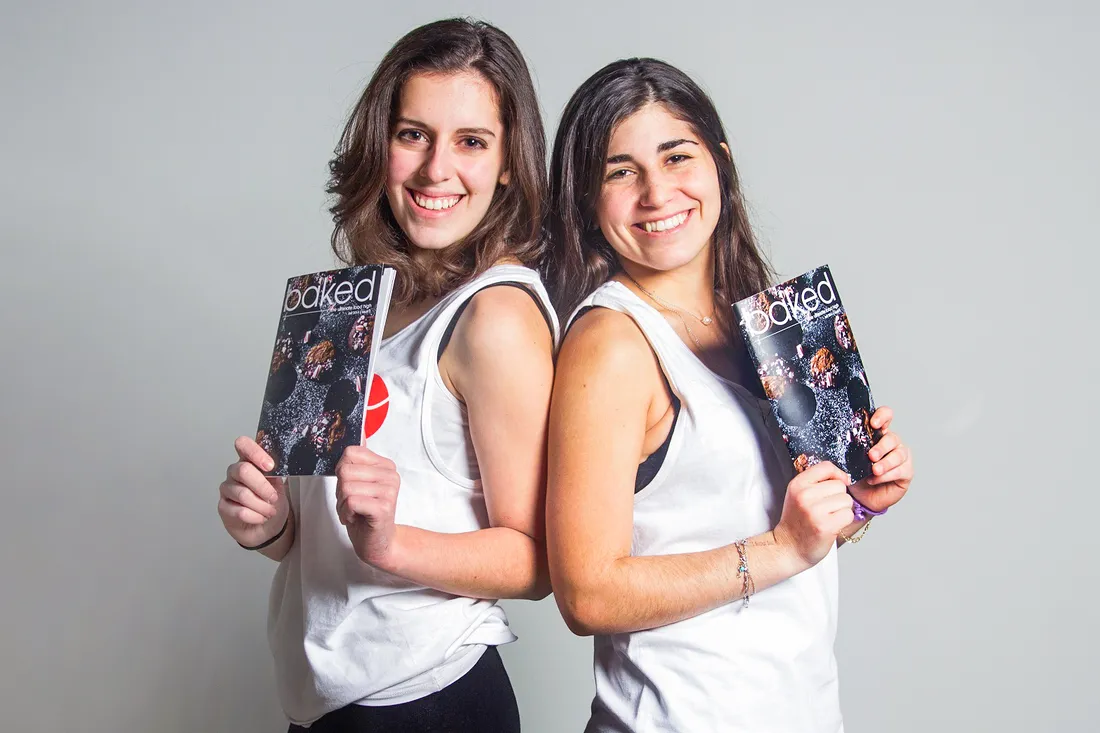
[2,1,1097,731]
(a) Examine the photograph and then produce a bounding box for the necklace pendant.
[701,316,713,326]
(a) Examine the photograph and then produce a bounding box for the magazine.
[733,265,879,482]
[256,265,395,476]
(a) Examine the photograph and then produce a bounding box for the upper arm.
[546,309,664,596]
[442,286,555,539]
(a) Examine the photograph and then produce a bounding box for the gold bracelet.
[839,517,873,544]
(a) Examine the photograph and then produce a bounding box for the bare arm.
[339,287,555,600]
[547,311,853,636]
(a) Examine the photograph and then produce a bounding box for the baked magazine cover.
[733,265,879,483]
[256,265,395,476]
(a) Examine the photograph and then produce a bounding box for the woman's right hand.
[218,436,289,548]
[772,461,854,570]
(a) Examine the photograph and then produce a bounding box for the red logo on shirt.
[363,374,390,440]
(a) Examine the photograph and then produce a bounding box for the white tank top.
[267,264,559,726]
[573,281,843,733]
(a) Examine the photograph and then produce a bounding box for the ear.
[720,142,732,160]
[498,169,511,186]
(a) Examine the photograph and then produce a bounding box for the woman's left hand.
[847,406,913,513]
[335,445,402,567]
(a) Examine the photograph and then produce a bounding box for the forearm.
[558,530,809,636]
[375,524,549,600]
[257,506,296,562]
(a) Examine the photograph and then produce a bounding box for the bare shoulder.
[556,307,661,394]
[443,286,554,398]
[453,285,553,361]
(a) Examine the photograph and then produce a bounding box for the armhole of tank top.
[436,282,554,363]
[420,279,555,490]
[567,305,682,494]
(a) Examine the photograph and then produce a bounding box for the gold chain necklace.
[622,272,715,327]
[622,273,714,352]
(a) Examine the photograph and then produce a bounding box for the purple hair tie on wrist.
[850,494,888,522]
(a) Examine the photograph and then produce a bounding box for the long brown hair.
[328,18,546,306]
[545,58,774,323]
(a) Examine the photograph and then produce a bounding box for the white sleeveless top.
[573,281,843,733]
[267,264,559,726]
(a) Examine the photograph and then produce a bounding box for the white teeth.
[642,211,688,233]
[413,193,461,210]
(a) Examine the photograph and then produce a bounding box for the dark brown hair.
[328,18,546,306]
[545,58,774,323]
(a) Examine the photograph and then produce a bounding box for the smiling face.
[385,71,510,252]
[595,103,722,273]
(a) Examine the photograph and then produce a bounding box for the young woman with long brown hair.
[545,58,914,732]
[217,19,557,732]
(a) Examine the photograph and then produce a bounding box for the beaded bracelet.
[733,540,755,609]
[850,494,888,522]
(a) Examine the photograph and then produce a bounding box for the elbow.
[518,539,553,601]
[525,586,552,602]
[498,552,552,601]
[521,572,553,601]
[548,560,625,635]
[554,590,608,637]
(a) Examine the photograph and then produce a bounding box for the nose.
[639,171,673,209]
[419,143,455,183]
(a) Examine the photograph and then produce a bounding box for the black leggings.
[288,647,520,733]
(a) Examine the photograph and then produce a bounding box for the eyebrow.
[606,138,699,164]
[395,117,497,137]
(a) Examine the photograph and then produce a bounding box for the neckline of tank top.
[380,263,537,348]
[604,280,769,410]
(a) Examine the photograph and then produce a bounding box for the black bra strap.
[567,305,680,493]
[437,282,553,362]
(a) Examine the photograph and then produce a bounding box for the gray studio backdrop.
[2,1,1097,731]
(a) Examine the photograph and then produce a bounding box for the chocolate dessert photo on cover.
[256,265,394,476]
[734,265,878,483]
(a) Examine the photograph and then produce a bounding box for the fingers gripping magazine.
[733,265,879,483]
[256,265,395,476]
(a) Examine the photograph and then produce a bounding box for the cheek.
[386,147,421,186]
[689,168,722,212]
[459,154,505,195]
[596,190,634,231]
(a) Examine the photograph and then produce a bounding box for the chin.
[404,225,471,252]
[629,246,708,273]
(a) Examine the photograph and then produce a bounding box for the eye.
[667,153,690,164]
[396,129,427,143]
[460,137,488,149]
[606,168,634,181]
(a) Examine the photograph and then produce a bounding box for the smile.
[408,189,464,211]
[636,210,691,234]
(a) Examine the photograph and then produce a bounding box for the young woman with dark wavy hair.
[217,19,557,732]
[545,58,914,732]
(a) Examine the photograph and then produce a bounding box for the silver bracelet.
[734,540,755,609]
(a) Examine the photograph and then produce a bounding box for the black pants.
[288,646,520,733]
